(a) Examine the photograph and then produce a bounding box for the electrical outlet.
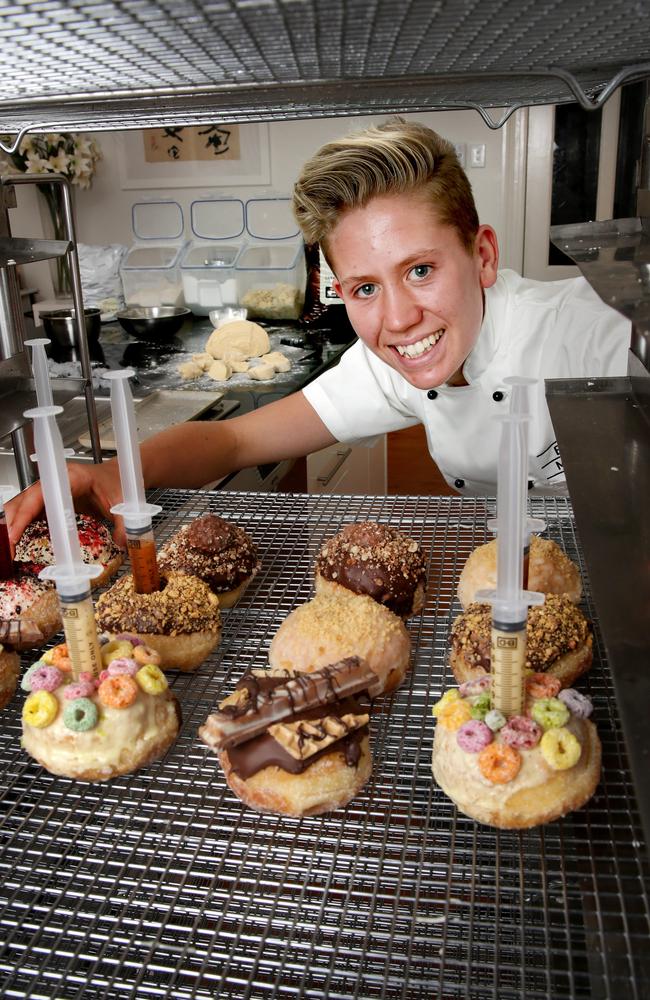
[469,143,486,168]
[453,142,466,168]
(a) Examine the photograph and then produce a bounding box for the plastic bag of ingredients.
[77,243,128,320]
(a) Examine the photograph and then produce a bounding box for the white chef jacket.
[302,269,630,495]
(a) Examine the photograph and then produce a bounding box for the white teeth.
[396,330,443,358]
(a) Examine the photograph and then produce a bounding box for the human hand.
[5,458,126,552]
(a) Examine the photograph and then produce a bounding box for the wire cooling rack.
[0,491,648,999]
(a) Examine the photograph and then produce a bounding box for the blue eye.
[410,264,432,280]
[355,282,376,298]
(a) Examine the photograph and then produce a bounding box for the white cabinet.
[307,436,386,495]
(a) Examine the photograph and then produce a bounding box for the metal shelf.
[0,0,649,134]
[0,490,648,998]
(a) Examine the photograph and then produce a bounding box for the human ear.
[475,225,499,289]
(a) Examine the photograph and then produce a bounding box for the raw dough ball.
[262,351,291,373]
[178,360,203,380]
[230,359,250,373]
[249,363,275,381]
[207,359,232,381]
[222,348,247,363]
[192,352,213,370]
[206,320,270,361]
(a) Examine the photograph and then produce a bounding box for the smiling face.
[328,191,499,389]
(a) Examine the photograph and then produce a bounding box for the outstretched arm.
[6,390,336,546]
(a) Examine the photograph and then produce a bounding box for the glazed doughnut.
[157,514,259,609]
[431,684,601,828]
[94,571,221,672]
[268,590,411,697]
[0,573,61,651]
[21,638,180,780]
[15,513,123,589]
[457,535,582,609]
[314,520,427,618]
[0,642,20,709]
[450,594,593,688]
[200,658,375,816]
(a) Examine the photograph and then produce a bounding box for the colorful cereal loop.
[456,719,493,753]
[22,690,58,728]
[470,692,491,721]
[136,664,168,695]
[438,698,472,732]
[478,742,522,784]
[525,673,561,700]
[98,674,138,709]
[63,697,98,732]
[101,640,135,667]
[531,697,570,731]
[558,688,593,719]
[540,727,582,770]
[21,662,46,692]
[28,664,63,693]
[431,689,460,718]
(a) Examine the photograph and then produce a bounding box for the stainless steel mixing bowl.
[116,305,191,341]
[40,307,102,348]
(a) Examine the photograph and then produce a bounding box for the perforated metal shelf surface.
[0,491,648,998]
[0,0,649,135]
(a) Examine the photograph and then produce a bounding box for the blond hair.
[293,119,479,258]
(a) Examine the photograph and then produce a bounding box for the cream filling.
[396,329,443,358]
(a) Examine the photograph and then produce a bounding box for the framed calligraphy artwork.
[117,123,270,189]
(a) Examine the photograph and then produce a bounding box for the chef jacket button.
[528,479,534,490]
[454,478,465,489]
[492,390,504,401]
[427,389,438,400]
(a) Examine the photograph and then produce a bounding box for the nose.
[383,283,422,334]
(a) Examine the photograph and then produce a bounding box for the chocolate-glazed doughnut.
[95,571,221,672]
[158,514,259,609]
[314,521,427,618]
[450,594,593,688]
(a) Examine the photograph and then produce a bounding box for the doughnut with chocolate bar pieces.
[200,657,376,816]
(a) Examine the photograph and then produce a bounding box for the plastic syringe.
[476,380,544,716]
[486,377,545,589]
[25,338,75,458]
[103,370,162,594]
[23,405,103,679]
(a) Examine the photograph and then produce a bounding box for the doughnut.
[21,639,181,781]
[431,685,601,828]
[268,590,411,697]
[94,571,221,672]
[457,535,582,608]
[0,642,20,709]
[0,573,61,651]
[200,657,375,816]
[157,514,259,609]
[14,513,123,589]
[449,594,593,688]
[314,520,427,618]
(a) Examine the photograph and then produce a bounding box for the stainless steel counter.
[0,490,648,998]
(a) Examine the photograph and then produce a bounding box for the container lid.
[122,245,183,270]
[181,243,240,269]
[236,242,303,271]
[131,200,184,241]
[190,198,245,241]
[245,197,300,241]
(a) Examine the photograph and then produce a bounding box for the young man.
[7,119,629,543]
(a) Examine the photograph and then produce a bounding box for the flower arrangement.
[1,132,101,295]
[3,132,101,188]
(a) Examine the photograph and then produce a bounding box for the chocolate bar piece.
[199,656,374,750]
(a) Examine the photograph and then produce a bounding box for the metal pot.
[40,308,102,349]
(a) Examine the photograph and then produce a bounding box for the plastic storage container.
[236,197,306,320]
[180,198,245,315]
[120,200,186,307]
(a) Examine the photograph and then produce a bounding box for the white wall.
[8,109,525,301]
